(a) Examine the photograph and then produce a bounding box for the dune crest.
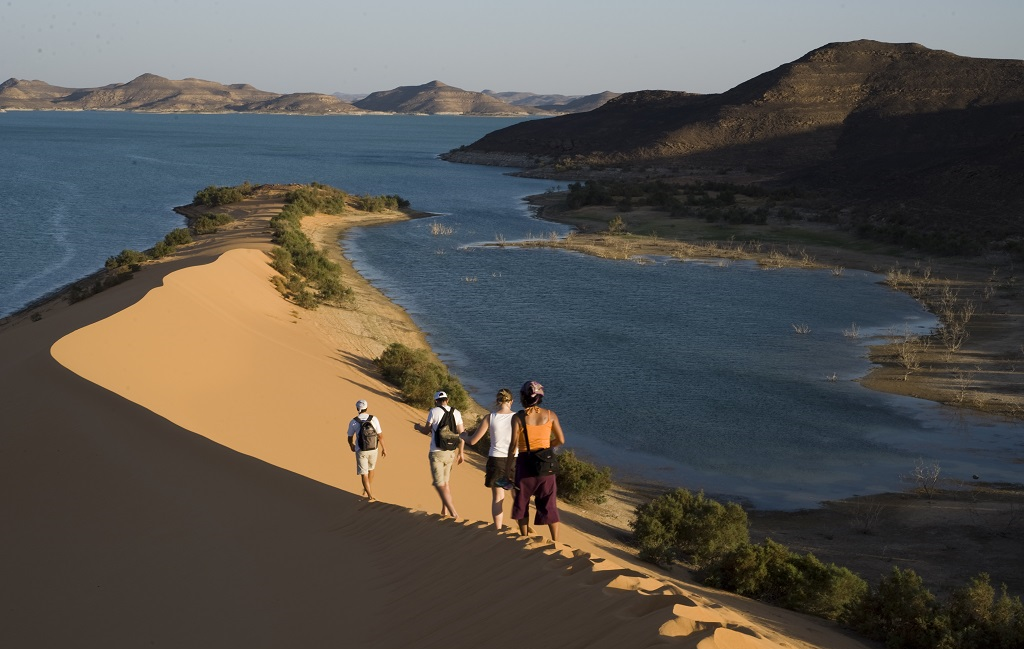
[1,200,868,647]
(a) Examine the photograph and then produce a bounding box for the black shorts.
[484,456,511,488]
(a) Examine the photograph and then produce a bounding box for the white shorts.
[356,449,378,475]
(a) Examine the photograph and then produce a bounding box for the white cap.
[434,391,448,401]
[355,399,368,411]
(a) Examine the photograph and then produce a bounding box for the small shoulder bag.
[519,410,557,477]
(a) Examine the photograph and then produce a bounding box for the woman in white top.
[467,388,517,531]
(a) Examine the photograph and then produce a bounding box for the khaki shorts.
[355,449,378,476]
[429,450,456,486]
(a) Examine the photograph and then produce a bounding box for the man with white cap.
[347,399,386,502]
[419,390,465,518]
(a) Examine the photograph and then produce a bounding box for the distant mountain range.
[482,90,622,113]
[0,75,617,116]
[444,40,1024,251]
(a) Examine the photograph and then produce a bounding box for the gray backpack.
[356,415,378,451]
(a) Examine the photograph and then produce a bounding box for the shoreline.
[3,184,878,649]
[300,189,1024,599]
[521,191,1024,424]
[3,185,1021,642]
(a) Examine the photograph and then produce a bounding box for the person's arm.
[455,411,466,464]
[503,414,523,480]
[549,410,565,448]
[418,411,434,436]
[508,415,522,457]
[347,419,357,452]
[375,419,387,457]
[466,414,490,446]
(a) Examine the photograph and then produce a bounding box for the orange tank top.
[517,420,553,452]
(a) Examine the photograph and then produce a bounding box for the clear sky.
[2,0,1022,97]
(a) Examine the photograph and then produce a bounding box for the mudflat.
[518,191,1024,599]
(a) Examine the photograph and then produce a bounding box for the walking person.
[347,399,386,502]
[507,380,565,541]
[466,388,517,531]
[419,390,465,519]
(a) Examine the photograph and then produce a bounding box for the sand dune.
[1,196,869,648]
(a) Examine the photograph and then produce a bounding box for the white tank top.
[488,411,516,458]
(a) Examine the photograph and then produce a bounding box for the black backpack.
[356,415,378,451]
[433,406,460,451]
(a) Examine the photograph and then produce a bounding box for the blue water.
[2,111,1021,509]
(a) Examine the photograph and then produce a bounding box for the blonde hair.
[496,388,514,404]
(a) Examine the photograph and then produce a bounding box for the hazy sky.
[2,0,1022,96]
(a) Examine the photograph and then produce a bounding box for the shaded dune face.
[33,249,796,648]
[3,188,866,648]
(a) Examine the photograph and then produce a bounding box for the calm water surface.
[2,111,1020,509]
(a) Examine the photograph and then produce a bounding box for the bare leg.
[491,487,505,530]
[517,517,529,536]
[435,483,458,519]
[361,473,375,502]
[548,521,560,542]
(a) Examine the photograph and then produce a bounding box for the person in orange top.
[506,380,566,541]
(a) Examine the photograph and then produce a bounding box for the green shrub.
[353,194,409,212]
[105,249,149,270]
[151,241,170,259]
[941,574,1024,649]
[284,183,348,215]
[373,342,469,410]
[847,568,1024,649]
[848,567,944,649]
[164,228,193,246]
[555,449,612,505]
[193,182,255,207]
[192,212,233,235]
[270,246,294,276]
[293,288,319,310]
[265,184,353,309]
[315,274,351,304]
[701,539,867,621]
[631,488,748,568]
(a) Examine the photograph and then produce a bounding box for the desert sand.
[0,187,872,648]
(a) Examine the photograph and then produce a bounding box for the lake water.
[2,111,1020,509]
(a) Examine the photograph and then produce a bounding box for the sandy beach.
[0,186,873,648]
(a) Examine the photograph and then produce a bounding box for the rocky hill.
[352,81,548,115]
[482,90,620,113]
[1,75,615,117]
[538,91,621,113]
[0,74,360,114]
[444,41,1024,252]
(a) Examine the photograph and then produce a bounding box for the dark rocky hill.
[0,74,359,114]
[444,41,1024,252]
[353,81,547,115]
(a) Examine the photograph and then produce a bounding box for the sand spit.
[0,188,869,648]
